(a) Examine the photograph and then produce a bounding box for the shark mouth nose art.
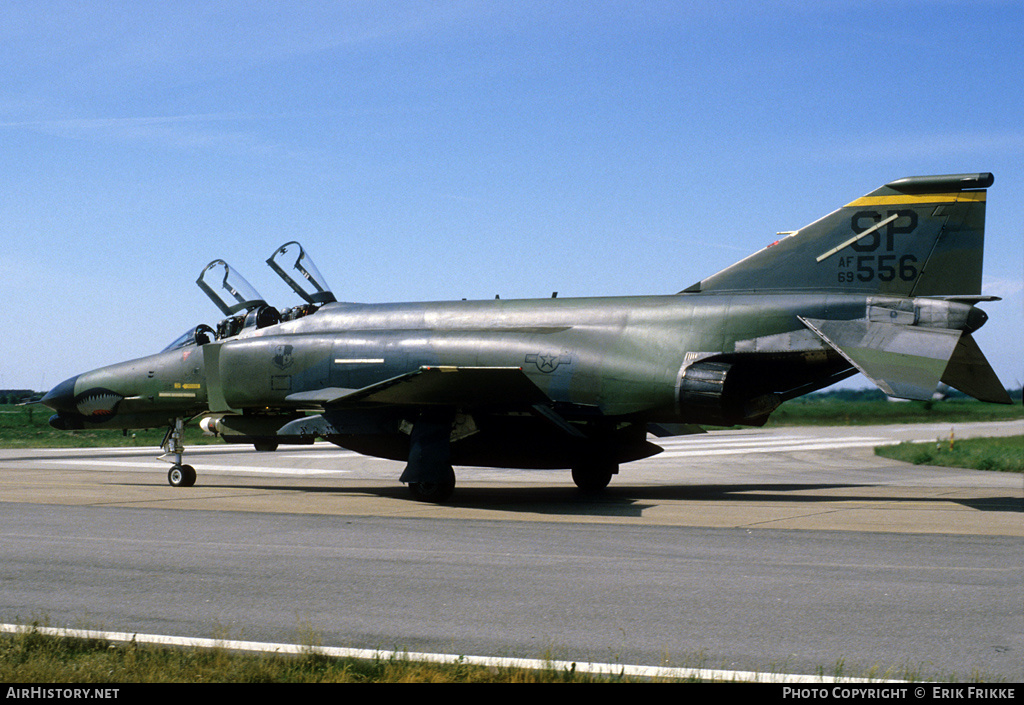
[74,388,125,417]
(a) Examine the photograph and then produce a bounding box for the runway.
[1,421,1021,680]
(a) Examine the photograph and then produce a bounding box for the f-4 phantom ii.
[41,173,1011,501]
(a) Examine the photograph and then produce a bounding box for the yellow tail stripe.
[845,191,986,207]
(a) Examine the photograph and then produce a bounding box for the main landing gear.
[570,458,617,493]
[407,480,456,503]
[160,417,197,487]
[400,412,457,503]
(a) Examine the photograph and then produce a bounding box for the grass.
[0,622,991,684]
[4,393,1023,449]
[0,626,670,683]
[765,394,1024,427]
[875,435,1024,474]
[0,406,218,449]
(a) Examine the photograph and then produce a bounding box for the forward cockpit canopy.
[196,259,267,317]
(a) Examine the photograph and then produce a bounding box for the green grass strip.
[875,435,1024,474]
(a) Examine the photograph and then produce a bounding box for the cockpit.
[161,324,216,353]
[167,242,335,351]
[267,241,337,323]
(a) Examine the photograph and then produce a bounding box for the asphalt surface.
[1,420,1021,680]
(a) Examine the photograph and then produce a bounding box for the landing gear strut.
[400,411,457,502]
[160,417,197,487]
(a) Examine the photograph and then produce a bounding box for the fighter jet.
[40,175,1011,501]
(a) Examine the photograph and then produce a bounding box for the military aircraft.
[40,174,1011,501]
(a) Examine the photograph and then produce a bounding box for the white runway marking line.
[25,443,386,475]
[35,443,342,454]
[27,458,352,476]
[31,446,371,462]
[0,623,904,684]
[650,434,892,459]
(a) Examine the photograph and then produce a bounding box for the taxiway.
[1,421,1021,680]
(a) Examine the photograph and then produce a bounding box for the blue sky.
[2,1,1021,391]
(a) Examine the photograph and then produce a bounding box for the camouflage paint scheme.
[41,176,1010,501]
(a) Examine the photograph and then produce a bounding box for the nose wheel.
[160,417,198,488]
[168,464,197,487]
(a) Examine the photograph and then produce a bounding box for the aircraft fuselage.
[45,290,985,439]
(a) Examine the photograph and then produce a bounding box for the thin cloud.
[808,131,1024,163]
[982,277,1024,300]
[0,112,287,155]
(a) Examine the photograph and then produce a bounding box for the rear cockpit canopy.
[266,241,336,305]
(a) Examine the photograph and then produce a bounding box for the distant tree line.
[0,390,39,405]
[802,386,1022,403]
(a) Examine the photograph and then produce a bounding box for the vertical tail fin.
[683,173,992,296]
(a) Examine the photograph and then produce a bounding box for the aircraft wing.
[799,317,1011,404]
[286,365,551,408]
[279,365,588,440]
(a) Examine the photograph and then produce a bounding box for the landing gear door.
[196,259,268,316]
[267,241,337,305]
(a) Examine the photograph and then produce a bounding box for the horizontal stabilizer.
[287,366,551,409]
[799,317,1010,403]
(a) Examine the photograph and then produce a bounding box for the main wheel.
[408,480,455,503]
[253,440,278,452]
[168,464,197,488]
[571,462,615,492]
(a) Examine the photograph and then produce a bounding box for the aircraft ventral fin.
[798,317,1011,404]
[647,422,707,438]
[938,332,1014,405]
[285,366,552,409]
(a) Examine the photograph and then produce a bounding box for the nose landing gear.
[160,417,197,487]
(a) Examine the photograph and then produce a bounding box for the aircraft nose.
[40,375,79,413]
